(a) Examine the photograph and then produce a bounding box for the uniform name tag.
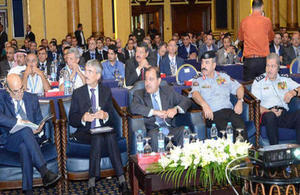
[184,68,190,73]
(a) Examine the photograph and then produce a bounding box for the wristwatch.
[238,98,244,102]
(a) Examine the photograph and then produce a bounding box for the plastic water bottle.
[226,122,234,143]
[136,130,144,155]
[158,128,165,153]
[50,62,56,81]
[210,123,218,140]
[183,126,190,146]
[64,70,71,95]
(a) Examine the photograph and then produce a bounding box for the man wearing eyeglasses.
[0,74,60,195]
[23,53,51,94]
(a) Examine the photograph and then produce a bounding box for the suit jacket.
[283,46,297,65]
[69,84,115,133]
[0,59,11,77]
[97,49,108,61]
[75,30,86,47]
[125,58,143,86]
[124,48,135,61]
[82,50,102,63]
[0,91,42,145]
[0,31,7,54]
[269,44,285,57]
[117,52,126,64]
[178,44,198,60]
[38,60,52,76]
[130,85,192,131]
[159,55,185,76]
[47,51,61,63]
[216,48,240,65]
[25,31,35,42]
[198,44,218,61]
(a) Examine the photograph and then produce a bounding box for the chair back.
[290,58,300,74]
[176,64,198,85]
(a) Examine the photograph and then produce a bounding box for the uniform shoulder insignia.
[279,74,290,78]
[255,74,265,82]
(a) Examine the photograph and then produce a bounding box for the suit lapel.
[143,90,153,109]
[22,93,31,120]
[4,92,16,117]
[159,88,168,111]
[98,84,105,108]
[82,85,92,108]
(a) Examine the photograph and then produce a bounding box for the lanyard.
[28,74,39,93]
[67,67,78,83]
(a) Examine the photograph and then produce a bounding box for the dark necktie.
[141,68,144,80]
[16,100,27,120]
[40,63,45,71]
[151,93,169,135]
[90,88,96,129]
[91,53,95,59]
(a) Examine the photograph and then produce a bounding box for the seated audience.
[96,38,108,61]
[8,49,27,75]
[152,33,162,50]
[198,34,218,61]
[69,59,130,195]
[283,32,299,65]
[47,41,60,63]
[216,36,239,65]
[282,32,291,48]
[0,46,15,77]
[71,36,83,56]
[102,45,125,80]
[153,42,167,68]
[1,74,60,195]
[41,38,49,51]
[160,40,184,76]
[178,33,198,60]
[59,48,85,91]
[251,53,300,145]
[270,32,285,64]
[190,51,247,141]
[21,38,30,53]
[130,66,192,151]
[125,42,151,86]
[28,41,37,54]
[23,53,51,94]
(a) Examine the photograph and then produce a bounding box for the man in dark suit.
[130,66,192,151]
[270,32,285,64]
[96,38,108,61]
[69,60,130,195]
[0,46,15,77]
[38,47,52,76]
[47,41,60,63]
[283,32,299,65]
[125,42,151,86]
[82,39,102,63]
[133,22,145,43]
[0,74,60,195]
[25,25,35,42]
[124,38,135,61]
[178,33,198,60]
[149,42,167,68]
[160,40,185,76]
[74,23,86,48]
[0,23,8,55]
[198,34,218,61]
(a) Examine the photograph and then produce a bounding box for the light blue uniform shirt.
[190,71,241,112]
[251,73,300,111]
[101,60,125,80]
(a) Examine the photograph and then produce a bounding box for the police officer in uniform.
[190,51,246,140]
[251,53,300,145]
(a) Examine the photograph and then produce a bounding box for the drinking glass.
[166,135,174,152]
[144,137,152,153]
[236,128,244,142]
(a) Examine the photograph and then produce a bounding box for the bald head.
[7,73,22,89]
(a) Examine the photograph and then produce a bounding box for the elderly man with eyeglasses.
[0,74,60,195]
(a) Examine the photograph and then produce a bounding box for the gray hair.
[266,53,280,68]
[85,59,102,74]
[67,47,80,59]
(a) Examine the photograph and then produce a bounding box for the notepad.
[90,126,113,134]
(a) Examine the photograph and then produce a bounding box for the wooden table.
[129,155,241,195]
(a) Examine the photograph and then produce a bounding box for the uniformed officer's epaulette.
[279,73,290,78]
[255,74,265,82]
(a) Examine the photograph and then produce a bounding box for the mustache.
[201,68,207,71]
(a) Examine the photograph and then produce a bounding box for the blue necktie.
[151,93,169,135]
[91,52,95,59]
[90,88,96,129]
[16,100,27,120]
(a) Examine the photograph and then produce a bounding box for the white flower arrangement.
[156,139,251,188]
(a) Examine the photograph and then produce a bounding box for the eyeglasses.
[7,85,24,95]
